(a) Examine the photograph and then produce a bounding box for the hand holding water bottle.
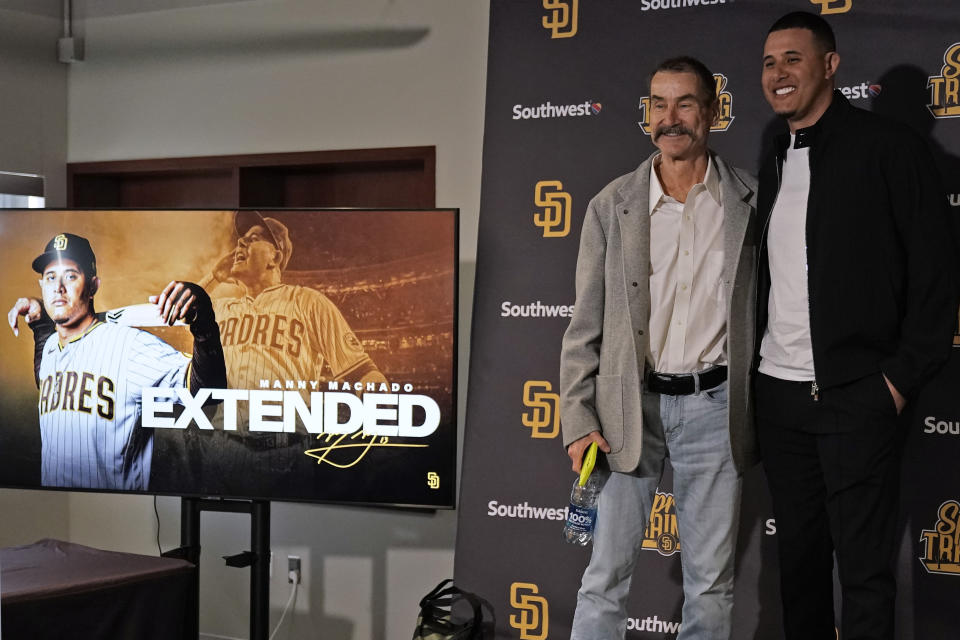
[563,439,610,545]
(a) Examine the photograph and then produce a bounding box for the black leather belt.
[645,366,727,396]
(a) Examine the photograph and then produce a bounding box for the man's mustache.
[654,125,694,140]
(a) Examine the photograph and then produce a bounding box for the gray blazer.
[559,151,759,473]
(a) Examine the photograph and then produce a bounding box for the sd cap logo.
[509,582,549,640]
[809,0,852,14]
[542,0,578,39]
[534,181,572,238]
[522,381,560,439]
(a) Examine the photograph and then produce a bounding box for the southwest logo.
[513,100,597,120]
[638,73,734,135]
[640,0,729,10]
[919,500,960,575]
[923,416,960,436]
[928,42,960,118]
[839,82,881,100]
[627,615,683,634]
[542,0,578,39]
[642,490,681,556]
[509,582,549,640]
[522,380,560,439]
[533,180,572,238]
[810,0,852,14]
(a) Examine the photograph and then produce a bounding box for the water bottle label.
[565,504,597,534]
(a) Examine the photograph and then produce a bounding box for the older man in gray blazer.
[560,56,758,640]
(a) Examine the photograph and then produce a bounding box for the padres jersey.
[37,321,191,490]
[212,284,372,388]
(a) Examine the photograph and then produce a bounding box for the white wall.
[0,4,70,548]
[63,1,488,639]
[0,4,67,203]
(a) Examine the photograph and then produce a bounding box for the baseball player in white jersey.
[8,233,227,491]
[205,211,383,401]
[171,211,385,497]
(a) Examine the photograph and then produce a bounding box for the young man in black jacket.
[756,11,956,640]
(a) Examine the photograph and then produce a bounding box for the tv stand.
[163,497,271,640]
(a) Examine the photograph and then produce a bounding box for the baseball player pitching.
[7,232,227,491]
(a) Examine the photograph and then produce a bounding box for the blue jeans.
[571,381,742,639]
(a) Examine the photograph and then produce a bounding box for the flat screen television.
[0,208,457,508]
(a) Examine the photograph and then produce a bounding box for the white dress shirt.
[647,155,727,374]
[759,135,817,381]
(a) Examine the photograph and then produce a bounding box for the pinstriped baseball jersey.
[212,283,373,388]
[37,321,191,490]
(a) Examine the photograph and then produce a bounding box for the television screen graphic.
[0,209,457,508]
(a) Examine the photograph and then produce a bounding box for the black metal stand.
[164,497,271,640]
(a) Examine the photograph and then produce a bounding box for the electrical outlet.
[288,555,301,584]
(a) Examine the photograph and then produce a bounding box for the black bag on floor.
[413,579,488,640]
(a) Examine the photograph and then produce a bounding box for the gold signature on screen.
[305,432,428,468]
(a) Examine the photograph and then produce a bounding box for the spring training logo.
[918,500,960,575]
[638,73,734,135]
[928,42,960,119]
[642,490,682,556]
[955,303,960,347]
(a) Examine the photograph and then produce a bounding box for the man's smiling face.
[649,70,716,162]
[762,27,839,131]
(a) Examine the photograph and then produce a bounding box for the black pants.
[756,372,905,640]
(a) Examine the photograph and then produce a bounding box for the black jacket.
[757,91,956,398]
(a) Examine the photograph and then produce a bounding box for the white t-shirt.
[759,135,816,381]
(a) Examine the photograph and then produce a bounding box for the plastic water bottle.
[563,442,608,545]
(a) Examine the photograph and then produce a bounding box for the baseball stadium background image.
[0,209,457,506]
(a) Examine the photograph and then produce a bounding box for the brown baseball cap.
[234,210,293,271]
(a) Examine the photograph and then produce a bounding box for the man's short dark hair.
[650,56,717,106]
[768,11,837,53]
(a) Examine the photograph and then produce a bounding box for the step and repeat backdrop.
[456,0,960,638]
